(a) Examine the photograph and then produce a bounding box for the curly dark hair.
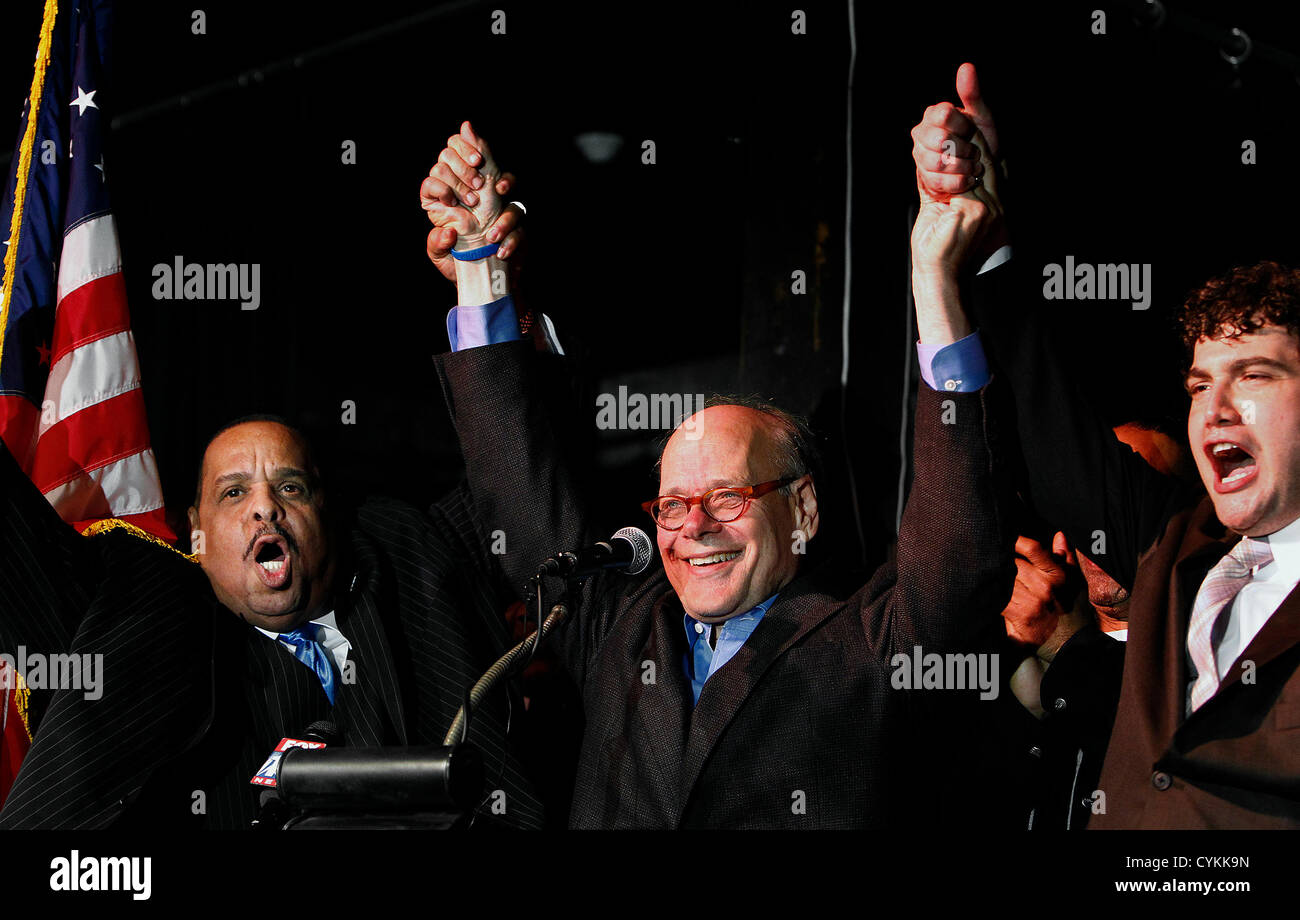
[1179,261,1300,357]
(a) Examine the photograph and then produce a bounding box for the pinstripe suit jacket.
[436,341,1016,828]
[0,444,543,829]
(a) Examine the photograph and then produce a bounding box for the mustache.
[245,524,299,559]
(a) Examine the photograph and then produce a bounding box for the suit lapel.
[241,623,332,740]
[1178,578,1300,737]
[333,552,408,746]
[676,580,838,818]
[1220,582,1300,689]
[1167,503,1300,739]
[622,593,691,819]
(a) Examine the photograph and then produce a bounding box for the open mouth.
[251,534,292,587]
[1206,441,1258,492]
[685,550,741,568]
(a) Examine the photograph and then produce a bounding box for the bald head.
[659,397,817,486]
[654,401,820,622]
[662,404,790,481]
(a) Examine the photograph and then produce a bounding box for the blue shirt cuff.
[917,330,990,392]
[447,295,522,351]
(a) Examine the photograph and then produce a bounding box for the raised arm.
[911,64,1185,590]
[872,125,1016,653]
[422,124,621,686]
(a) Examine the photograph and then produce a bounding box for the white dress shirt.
[256,610,352,676]
[1214,516,1300,678]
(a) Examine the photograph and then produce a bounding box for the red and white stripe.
[20,214,170,538]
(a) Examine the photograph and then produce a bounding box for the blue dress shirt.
[682,594,779,705]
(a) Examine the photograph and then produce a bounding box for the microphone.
[250,721,342,829]
[250,721,342,790]
[539,526,655,578]
[300,720,342,746]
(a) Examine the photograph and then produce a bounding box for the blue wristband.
[450,241,500,262]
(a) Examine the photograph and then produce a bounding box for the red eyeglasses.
[641,477,796,530]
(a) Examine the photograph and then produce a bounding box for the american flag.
[0,660,28,809]
[0,0,173,542]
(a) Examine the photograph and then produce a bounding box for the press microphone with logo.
[538,526,655,578]
[250,721,342,828]
[251,721,342,788]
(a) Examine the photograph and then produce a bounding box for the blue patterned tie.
[278,626,337,704]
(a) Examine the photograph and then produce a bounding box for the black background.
[4,0,1299,563]
[1,0,1298,887]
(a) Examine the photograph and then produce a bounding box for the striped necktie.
[1186,535,1272,713]
[278,625,337,705]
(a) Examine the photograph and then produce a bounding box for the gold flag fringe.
[0,0,59,374]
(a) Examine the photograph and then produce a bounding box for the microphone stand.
[443,570,569,746]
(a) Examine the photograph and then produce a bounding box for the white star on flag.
[69,85,97,115]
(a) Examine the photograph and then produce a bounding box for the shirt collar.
[256,609,339,642]
[1256,515,1300,580]
[682,593,779,646]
